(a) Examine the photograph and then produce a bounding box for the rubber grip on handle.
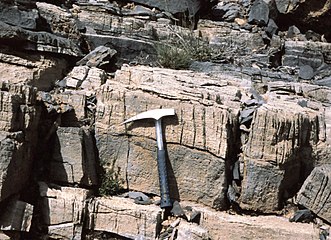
[157,149,172,208]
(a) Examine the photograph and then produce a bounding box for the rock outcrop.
[95,65,242,209]
[0,0,330,239]
[296,164,331,223]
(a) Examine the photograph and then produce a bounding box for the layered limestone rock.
[0,83,40,202]
[0,51,68,91]
[36,2,81,40]
[0,0,330,239]
[0,21,82,57]
[296,164,331,223]
[49,126,98,187]
[239,98,321,212]
[86,196,162,239]
[37,182,92,239]
[185,201,319,240]
[95,64,241,209]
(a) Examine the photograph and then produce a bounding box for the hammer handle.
[157,149,172,208]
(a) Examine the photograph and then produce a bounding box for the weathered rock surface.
[129,0,201,17]
[37,182,92,239]
[0,21,82,56]
[184,202,319,240]
[296,164,331,223]
[76,45,117,68]
[86,196,162,239]
[0,0,330,239]
[95,65,241,209]
[0,51,68,91]
[49,126,98,186]
[61,66,107,91]
[36,2,81,40]
[0,83,40,202]
[0,2,38,30]
[239,99,320,212]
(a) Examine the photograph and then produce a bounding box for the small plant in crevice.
[155,26,224,69]
[99,166,124,196]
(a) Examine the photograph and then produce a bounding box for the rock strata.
[95,65,241,209]
[296,164,331,223]
[0,0,330,239]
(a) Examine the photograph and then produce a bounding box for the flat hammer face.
[123,108,175,124]
[123,108,175,208]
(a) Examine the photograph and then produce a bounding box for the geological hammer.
[123,108,175,208]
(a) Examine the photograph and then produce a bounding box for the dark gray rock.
[274,0,331,42]
[182,206,201,222]
[121,191,152,205]
[211,2,242,22]
[171,201,185,217]
[313,76,331,87]
[239,160,286,212]
[0,3,38,30]
[296,164,331,223]
[305,30,321,42]
[299,65,314,80]
[83,34,157,66]
[283,41,325,69]
[129,0,201,17]
[49,127,98,187]
[287,25,301,39]
[265,18,278,37]
[289,209,314,223]
[248,0,269,26]
[0,21,83,56]
[77,46,117,67]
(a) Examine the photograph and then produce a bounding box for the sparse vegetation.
[99,167,124,196]
[155,26,223,69]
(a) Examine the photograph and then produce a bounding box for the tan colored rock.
[0,232,10,239]
[0,52,67,91]
[38,182,92,239]
[197,19,265,52]
[268,81,331,166]
[36,2,81,39]
[38,182,92,226]
[95,65,241,209]
[63,66,107,91]
[181,201,319,240]
[86,196,162,239]
[48,223,82,240]
[0,83,39,132]
[240,99,320,212]
[296,164,331,223]
[176,221,210,240]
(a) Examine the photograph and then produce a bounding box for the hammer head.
[123,108,175,124]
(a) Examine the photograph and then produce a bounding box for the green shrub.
[99,167,124,196]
